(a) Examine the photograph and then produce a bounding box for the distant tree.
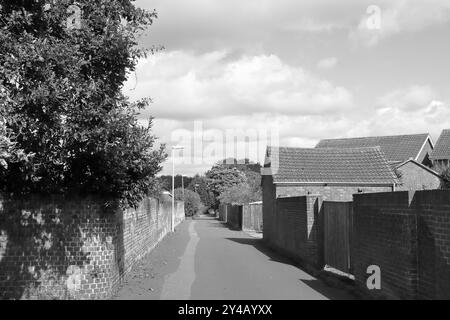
[205,165,247,208]
[174,188,203,217]
[218,169,261,205]
[218,182,261,205]
[187,174,215,208]
[159,175,193,191]
[440,166,450,189]
[0,1,165,207]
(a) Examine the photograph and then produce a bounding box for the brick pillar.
[305,194,324,268]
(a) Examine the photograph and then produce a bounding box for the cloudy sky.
[124,0,450,175]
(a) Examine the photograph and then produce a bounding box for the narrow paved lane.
[115,216,355,300]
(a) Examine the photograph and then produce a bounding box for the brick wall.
[242,203,263,232]
[276,184,393,201]
[264,195,323,268]
[353,190,450,299]
[396,161,441,191]
[352,192,418,299]
[224,205,242,230]
[262,175,276,243]
[414,191,450,300]
[0,195,184,300]
[218,204,227,222]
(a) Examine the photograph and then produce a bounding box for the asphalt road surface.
[114,216,355,300]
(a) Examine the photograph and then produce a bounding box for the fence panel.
[323,201,353,274]
[242,203,263,232]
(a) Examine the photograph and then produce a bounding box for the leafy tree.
[174,188,203,217]
[187,174,215,208]
[159,174,193,191]
[440,166,450,189]
[218,170,261,205]
[205,165,247,208]
[0,120,32,169]
[0,0,166,207]
[218,182,261,205]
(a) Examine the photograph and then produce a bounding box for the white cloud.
[376,85,437,111]
[124,51,354,120]
[317,57,338,70]
[350,0,450,46]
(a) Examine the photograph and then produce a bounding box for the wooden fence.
[242,202,263,232]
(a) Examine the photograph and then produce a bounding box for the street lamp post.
[172,146,184,232]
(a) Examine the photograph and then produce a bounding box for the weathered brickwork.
[353,190,450,300]
[264,195,323,268]
[0,196,184,300]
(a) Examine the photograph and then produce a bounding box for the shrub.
[174,188,203,217]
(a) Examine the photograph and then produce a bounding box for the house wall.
[396,162,441,191]
[275,184,393,201]
[0,196,184,300]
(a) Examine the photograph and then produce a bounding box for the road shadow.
[225,237,355,300]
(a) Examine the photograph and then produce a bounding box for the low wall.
[353,190,450,300]
[0,195,184,300]
[264,195,323,268]
[242,203,263,232]
[226,205,242,230]
[218,204,227,222]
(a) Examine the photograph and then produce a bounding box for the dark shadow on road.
[226,237,355,300]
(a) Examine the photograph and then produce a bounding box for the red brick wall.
[0,196,184,300]
[264,195,323,268]
[353,190,450,299]
[276,184,393,201]
[396,161,441,191]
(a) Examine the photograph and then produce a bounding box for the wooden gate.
[323,201,353,274]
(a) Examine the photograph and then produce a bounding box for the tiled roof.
[266,146,397,184]
[316,133,430,163]
[430,129,450,160]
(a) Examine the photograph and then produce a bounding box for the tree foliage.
[174,188,203,217]
[440,166,450,189]
[0,0,166,207]
[218,182,261,205]
[205,164,247,208]
[187,174,215,208]
[218,169,261,205]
